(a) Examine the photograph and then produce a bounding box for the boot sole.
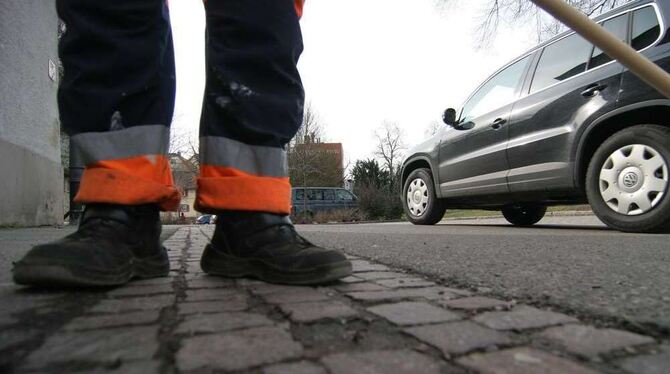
[200,244,353,285]
[12,248,170,288]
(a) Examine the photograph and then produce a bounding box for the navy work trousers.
[57,0,305,214]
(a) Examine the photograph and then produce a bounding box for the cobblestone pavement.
[2,226,669,373]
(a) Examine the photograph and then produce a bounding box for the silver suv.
[401,0,670,233]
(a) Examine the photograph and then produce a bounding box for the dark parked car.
[401,0,670,232]
[291,187,358,216]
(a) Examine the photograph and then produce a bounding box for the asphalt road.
[297,215,670,334]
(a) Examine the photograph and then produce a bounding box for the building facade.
[0,1,63,226]
[161,153,199,222]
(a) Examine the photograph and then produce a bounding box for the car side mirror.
[442,108,457,126]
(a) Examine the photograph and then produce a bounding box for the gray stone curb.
[4,225,668,374]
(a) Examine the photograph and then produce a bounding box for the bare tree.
[169,121,197,152]
[288,102,344,187]
[440,0,631,47]
[169,119,200,171]
[290,102,324,147]
[184,136,200,172]
[374,121,405,191]
[172,167,196,194]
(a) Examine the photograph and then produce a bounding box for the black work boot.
[13,204,169,287]
[201,211,352,285]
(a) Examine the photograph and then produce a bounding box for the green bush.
[350,158,403,221]
[355,184,402,220]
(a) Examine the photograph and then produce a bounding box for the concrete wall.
[0,1,63,226]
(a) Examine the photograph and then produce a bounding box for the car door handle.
[491,118,506,130]
[581,83,607,97]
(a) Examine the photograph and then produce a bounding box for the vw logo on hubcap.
[622,172,639,188]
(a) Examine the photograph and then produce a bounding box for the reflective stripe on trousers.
[197,136,291,214]
[71,125,181,211]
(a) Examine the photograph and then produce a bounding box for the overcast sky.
[169,0,538,164]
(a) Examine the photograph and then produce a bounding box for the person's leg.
[197,0,351,285]
[61,0,179,209]
[196,0,304,213]
[13,0,176,287]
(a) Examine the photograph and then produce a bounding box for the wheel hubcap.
[599,144,668,216]
[619,167,642,191]
[407,178,429,217]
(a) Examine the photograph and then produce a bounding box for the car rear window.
[632,6,661,51]
[530,33,592,93]
[589,13,628,69]
[337,189,354,201]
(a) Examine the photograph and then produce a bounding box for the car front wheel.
[403,168,446,225]
[586,125,670,233]
[501,204,547,226]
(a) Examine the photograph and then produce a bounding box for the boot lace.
[270,223,313,248]
[71,217,124,241]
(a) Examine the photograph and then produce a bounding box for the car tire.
[403,168,446,225]
[501,204,547,226]
[586,125,670,233]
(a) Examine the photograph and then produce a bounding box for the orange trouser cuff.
[195,165,291,215]
[74,156,181,211]
[295,0,304,18]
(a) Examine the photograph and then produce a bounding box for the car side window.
[323,189,335,200]
[460,55,531,122]
[530,33,592,93]
[632,6,661,51]
[589,14,628,69]
[294,189,304,201]
[336,189,354,201]
[312,189,324,200]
